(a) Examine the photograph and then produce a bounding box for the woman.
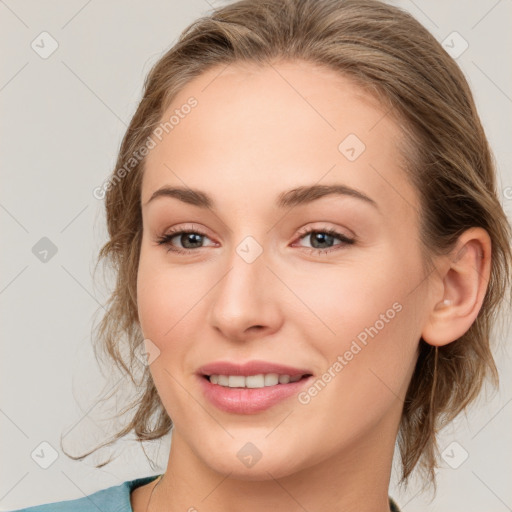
[11,0,511,510]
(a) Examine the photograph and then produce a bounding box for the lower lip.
[198,375,313,414]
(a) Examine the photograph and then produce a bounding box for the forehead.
[141,60,418,222]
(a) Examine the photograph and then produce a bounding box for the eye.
[155,225,216,255]
[293,226,355,255]
[155,224,355,256]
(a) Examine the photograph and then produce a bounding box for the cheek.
[294,246,421,394]
[135,258,199,407]
[290,248,411,342]
[137,243,188,331]
[136,253,215,365]
[137,257,163,337]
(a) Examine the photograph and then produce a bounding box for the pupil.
[311,232,333,249]
[182,233,202,248]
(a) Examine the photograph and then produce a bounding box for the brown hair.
[61,0,512,489]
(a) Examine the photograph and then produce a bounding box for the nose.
[208,246,283,342]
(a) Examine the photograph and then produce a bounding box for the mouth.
[201,373,313,388]
[197,371,314,414]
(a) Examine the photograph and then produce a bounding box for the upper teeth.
[209,373,303,388]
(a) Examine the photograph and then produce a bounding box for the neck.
[149,414,397,512]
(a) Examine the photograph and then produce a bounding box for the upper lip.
[197,360,313,378]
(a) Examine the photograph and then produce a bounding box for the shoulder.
[7,475,161,512]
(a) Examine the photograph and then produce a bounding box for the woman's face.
[137,60,432,479]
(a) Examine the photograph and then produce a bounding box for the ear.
[421,227,492,347]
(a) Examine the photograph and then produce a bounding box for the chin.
[198,443,305,481]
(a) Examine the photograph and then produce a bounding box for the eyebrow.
[143,184,378,211]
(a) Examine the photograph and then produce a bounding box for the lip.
[196,360,312,378]
[198,374,313,414]
[196,360,314,415]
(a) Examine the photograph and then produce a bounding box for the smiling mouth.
[202,373,313,388]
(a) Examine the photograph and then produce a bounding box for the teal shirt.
[9,474,401,511]
[8,474,161,512]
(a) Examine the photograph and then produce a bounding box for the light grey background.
[1,1,511,510]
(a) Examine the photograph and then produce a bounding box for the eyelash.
[155,225,355,256]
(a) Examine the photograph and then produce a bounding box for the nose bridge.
[209,233,281,338]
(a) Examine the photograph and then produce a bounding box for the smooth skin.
[131,60,491,512]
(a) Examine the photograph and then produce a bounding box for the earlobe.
[421,227,492,347]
